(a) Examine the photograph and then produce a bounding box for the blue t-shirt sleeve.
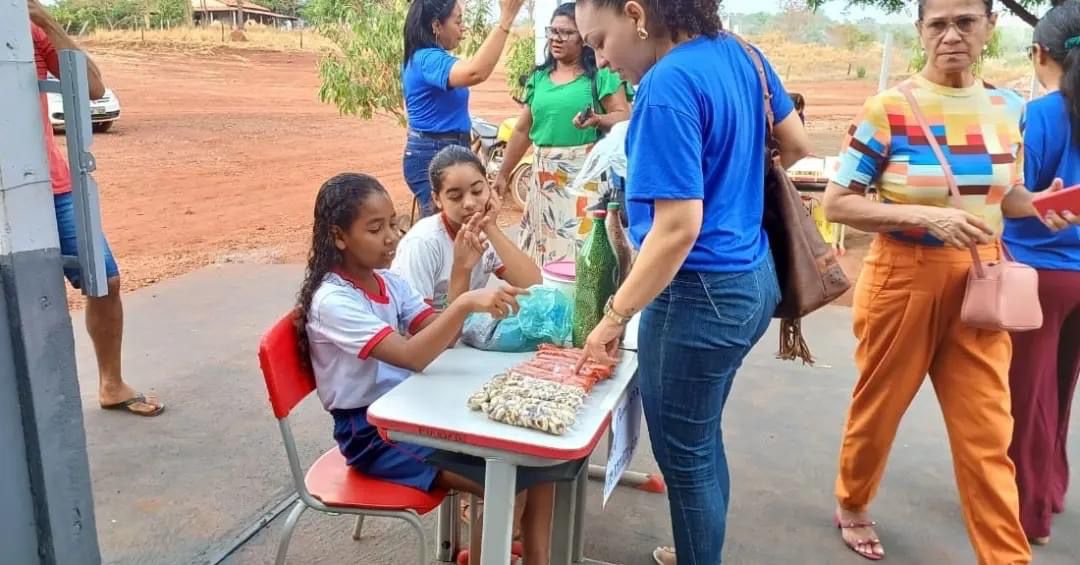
[627,102,704,201]
[1022,104,1047,191]
[758,48,794,123]
[414,48,458,92]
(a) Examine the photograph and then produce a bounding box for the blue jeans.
[402,131,470,217]
[638,253,780,565]
[54,191,120,289]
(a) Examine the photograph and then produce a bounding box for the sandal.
[652,545,675,565]
[835,511,884,561]
[101,393,165,417]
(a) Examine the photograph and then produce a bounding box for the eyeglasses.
[920,14,988,38]
[545,27,578,41]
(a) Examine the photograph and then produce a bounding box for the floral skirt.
[518,145,609,267]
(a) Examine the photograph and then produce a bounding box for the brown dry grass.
[82,23,332,53]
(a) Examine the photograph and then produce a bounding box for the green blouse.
[524,68,628,148]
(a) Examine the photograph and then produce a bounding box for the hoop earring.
[637,27,649,40]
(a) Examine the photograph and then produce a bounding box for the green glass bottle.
[573,210,619,348]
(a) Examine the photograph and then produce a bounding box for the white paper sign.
[603,377,642,507]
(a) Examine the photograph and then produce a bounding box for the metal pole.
[0,8,101,565]
[878,32,893,93]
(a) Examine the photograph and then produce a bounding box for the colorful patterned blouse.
[831,74,1025,246]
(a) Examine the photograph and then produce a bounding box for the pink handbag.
[899,83,1043,332]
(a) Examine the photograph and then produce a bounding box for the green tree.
[505,34,535,102]
[308,0,491,124]
[260,0,304,18]
[807,0,1066,28]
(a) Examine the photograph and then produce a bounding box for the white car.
[46,82,121,133]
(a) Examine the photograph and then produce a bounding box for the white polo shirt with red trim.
[391,213,505,310]
[306,269,436,411]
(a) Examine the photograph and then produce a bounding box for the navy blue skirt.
[332,407,586,493]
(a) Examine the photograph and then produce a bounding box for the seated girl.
[296,172,552,564]
[392,145,542,310]
[391,146,552,559]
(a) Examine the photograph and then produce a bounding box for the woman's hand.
[917,206,995,248]
[1036,180,1078,230]
[575,317,623,372]
[1044,209,1079,230]
[492,173,510,199]
[452,212,488,272]
[462,286,528,319]
[497,0,526,27]
[574,110,601,130]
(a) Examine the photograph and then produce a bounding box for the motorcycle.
[471,116,534,211]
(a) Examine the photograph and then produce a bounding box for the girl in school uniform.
[393,145,543,311]
[391,146,552,558]
[295,172,551,564]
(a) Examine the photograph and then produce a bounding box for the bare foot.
[1030,536,1050,546]
[836,507,884,560]
[652,546,675,565]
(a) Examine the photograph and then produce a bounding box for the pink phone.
[1033,184,1080,216]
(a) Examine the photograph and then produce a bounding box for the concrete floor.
[71,264,1080,564]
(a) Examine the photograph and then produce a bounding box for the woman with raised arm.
[401,0,525,216]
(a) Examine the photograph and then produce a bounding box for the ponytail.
[1033,1,1080,145]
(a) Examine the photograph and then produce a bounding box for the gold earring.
[637,27,649,40]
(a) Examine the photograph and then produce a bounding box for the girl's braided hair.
[295,173,390,362]
[578,0,723,39]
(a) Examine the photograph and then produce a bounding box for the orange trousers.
[835,236,1031,565]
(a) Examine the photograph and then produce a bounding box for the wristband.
[604,296,633,326]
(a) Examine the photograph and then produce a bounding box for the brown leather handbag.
[899,83,1043,332]
[735,36,852,363]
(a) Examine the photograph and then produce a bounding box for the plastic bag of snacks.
[461,285,572,352]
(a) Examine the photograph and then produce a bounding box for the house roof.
[191,0,297,19]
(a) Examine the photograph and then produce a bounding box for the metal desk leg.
[550,479,578,565]
[572,463,588,562]
[481,458,517,565]
[435,492,460,562]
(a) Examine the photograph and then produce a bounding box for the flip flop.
[101,393,165,417]
[835,512,884,561]
[652,545,675,565]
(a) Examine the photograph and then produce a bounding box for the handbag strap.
[729,33,779,172]
[897,82,986,275]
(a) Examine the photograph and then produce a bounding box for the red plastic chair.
[258,313,447,565]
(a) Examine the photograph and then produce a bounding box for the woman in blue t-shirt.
[1005,1,1080,547]
[401,0,525,216]
[574,1,811,563]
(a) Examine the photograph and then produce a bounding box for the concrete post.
[0,8,101,565]
[878,31,893,93]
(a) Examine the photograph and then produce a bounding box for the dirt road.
[64,45,867,304]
